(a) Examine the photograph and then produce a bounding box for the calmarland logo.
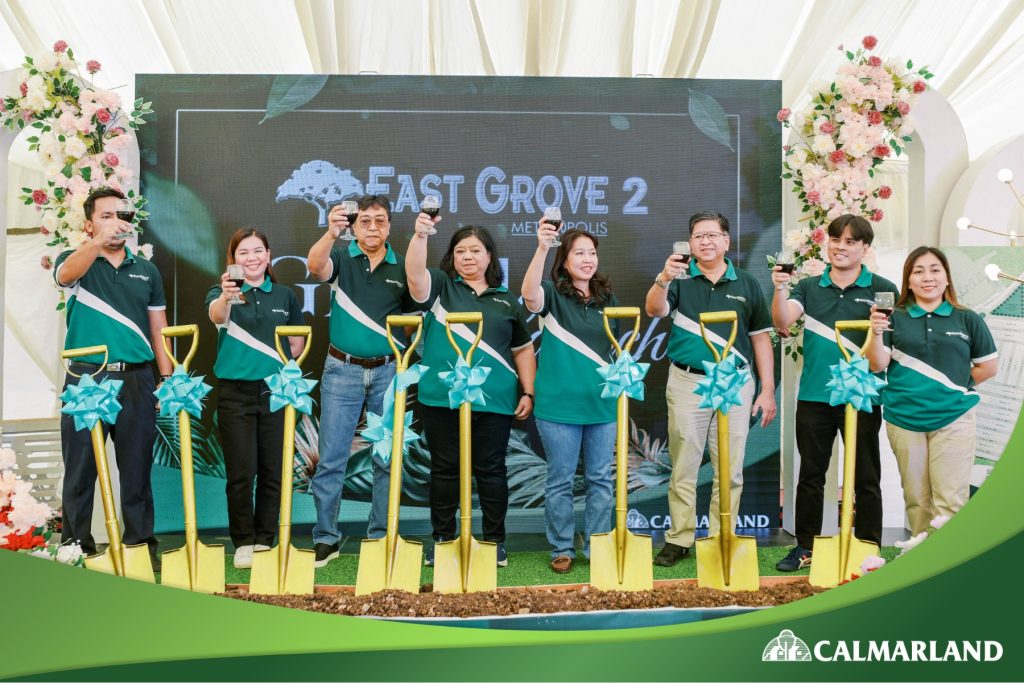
[725,294,747,303]
[492,297,511,308]
[271,308,288,316]
[855,297,876,306]
[385,278,405,289]
[763,630,812,661]
[946,330,969,341]
[625,509,649,530]
[127,273,150,281]
[276,161,363,227]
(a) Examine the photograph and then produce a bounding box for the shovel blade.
[355,537,424,596]
[589,530,653,592]
[161,543,226,593]
[85,549,117,576]
[433,537,497,594]
[248,544,315,595]
[122,543,156,583]
[809,535,880,587]
[695,533,760,592]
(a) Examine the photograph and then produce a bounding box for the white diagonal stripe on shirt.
[72,285,152,350]
[891,349,972,396]
[225,320,282,365]
[540,313,608,367]
[804,315,862,356]
[333,283,403,348]
[431,299,516,375]
[671,310,749,365]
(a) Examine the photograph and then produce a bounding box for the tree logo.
[276,161,364,227]
[762,629,812,661]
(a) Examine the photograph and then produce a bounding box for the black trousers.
[794,399,883,549]
[217,379,284,548]
[420,404,513,543]
[60,365,157,556]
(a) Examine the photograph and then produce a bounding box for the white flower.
[55,542,85,565]
[895,531,928,555]
[41,212,60,233]
[0,447,16,470]
[784,229,808,250]
[8,490,54,532]
[811,134,836,155]
[787,147,809,170]
[63,135,88,159]
[860,555,886,573]
[29,547,54,560]
[65,211,86,235]
[896,115,916,138]
[137,243,154,259]
[33,52,59,73]
[24,89,51,113]
[0,469,31,504]
[800,257,827,277]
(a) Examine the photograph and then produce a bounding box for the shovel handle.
[161,324,199,371]
[61,345,109,378]
[698,310,738,364]
[603,307,641,355]
[274,326,313,366]
[386,315,423,371]
[444,313,484,365]
[834,319,874,361]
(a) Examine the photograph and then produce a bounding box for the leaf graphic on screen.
[688,89,734,151]
[260,75,329,124]
[141,172,221,277]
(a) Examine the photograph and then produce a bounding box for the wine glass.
[420,195,440,235]
[226,264,246,305]
[874,291,895,329]
[672,241,691,279]
[113,198,135,240]
[339,200,358,241]
[775,251,795,275]
[543,206,563,247]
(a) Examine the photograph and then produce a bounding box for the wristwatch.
[654,273,670,290]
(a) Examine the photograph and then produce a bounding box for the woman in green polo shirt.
[866,246,998,535]
[406,216,537,567]
[206,228,305,569]
[521,223,619,574]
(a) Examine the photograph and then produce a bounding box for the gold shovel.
[590,307,653,592]
[249,326,316,595]
[694,311,759,592]
[61,345,154,582]
[158,324,225,593]
[433,312,498,594]
[355,315,425,595]
[809,320,881,587]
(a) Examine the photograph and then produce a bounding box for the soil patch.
[227,580,822,619]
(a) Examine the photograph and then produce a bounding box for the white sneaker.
[233,545,255,569]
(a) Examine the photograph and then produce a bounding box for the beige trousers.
[885,408,977,536]
[664,364,755,547]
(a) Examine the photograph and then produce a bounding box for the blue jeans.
[535,418,616,559]
[311,355,393,544]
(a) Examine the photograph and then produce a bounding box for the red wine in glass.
[778,262,795,275]
[876,307,894,318]
[228,278,246,288]
[422,206,440,219]
[116,211,135,222]
[547,218,563,229]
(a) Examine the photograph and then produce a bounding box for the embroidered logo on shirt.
[945,331,969,341]
[272,308,288,315]
[725,294,747,303]
[492,298,511,308]
[385,279,405,289]
[854,298,875,306]
[127,273,150,282]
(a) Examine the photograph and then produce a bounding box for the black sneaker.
[313,542,339,568]
[653,542,690,567]
[776,546,812,572]
[496,542,508,567]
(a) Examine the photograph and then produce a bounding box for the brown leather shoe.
[550,555,574,573]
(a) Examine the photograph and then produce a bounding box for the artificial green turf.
[221,545,903,587]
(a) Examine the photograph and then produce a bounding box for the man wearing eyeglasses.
[305,194,412,568]
[645,210,777,567]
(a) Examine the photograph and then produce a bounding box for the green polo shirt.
[54,248,165,364]
[533,281,620,425]
[414,268,532,416]
[881,301,997,432]
[790,264,900,403]
[205,279,305,381]
[327,241,411,358]
[665,258,772,369]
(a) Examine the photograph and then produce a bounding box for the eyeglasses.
[357,217,389,228]
[690,232,727,242]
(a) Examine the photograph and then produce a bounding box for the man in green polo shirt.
[771,213,899,571]
[645,210,777,567]
[54,187,173,569]
[305,194,412,567]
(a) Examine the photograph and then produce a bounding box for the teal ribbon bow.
[263,360,318,415]
[360,365,427,466]
[439,356,491,409]
[60,374,123,432]
[154,366,212,419]
[827,354,887,413]
[694,354,752,413]
[597,351,650,401]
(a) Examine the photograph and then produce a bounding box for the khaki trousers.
[886,408,976,535]
[664,364,755,547]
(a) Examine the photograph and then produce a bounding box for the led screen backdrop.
[135,74,781,535]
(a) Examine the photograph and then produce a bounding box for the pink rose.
[95,109,111,124]
[110,126,126,136]
[53,40,68,53]
[777,108,791,122]
[40,255,53,270]
[40,225,50,236]
[806,190,821,205]
[811,227,826,244]
[862,35,878,50]
[878,185,893,199]
[872,144,891,158]
[31,189,48,205]
[868,110,883,125]
[829,149,845,164]
[912,80,926,93]
[819,121,835,134]
[19,82,27,96]
[86,60,101,74]
[104,152,120,167]
[871,209,884,222]
[897,101,911,115]
[801,257,827,277]
[868,55,882,67]
[0,99,6,112]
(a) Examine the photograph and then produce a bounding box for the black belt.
[69,361,150,373]
[328,345,393,368]
[672,359,748,375]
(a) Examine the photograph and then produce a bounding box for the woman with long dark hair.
[521,223,618,574]
[207,228,305,569]
[866,246,998,534]
[406,215,536,568]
